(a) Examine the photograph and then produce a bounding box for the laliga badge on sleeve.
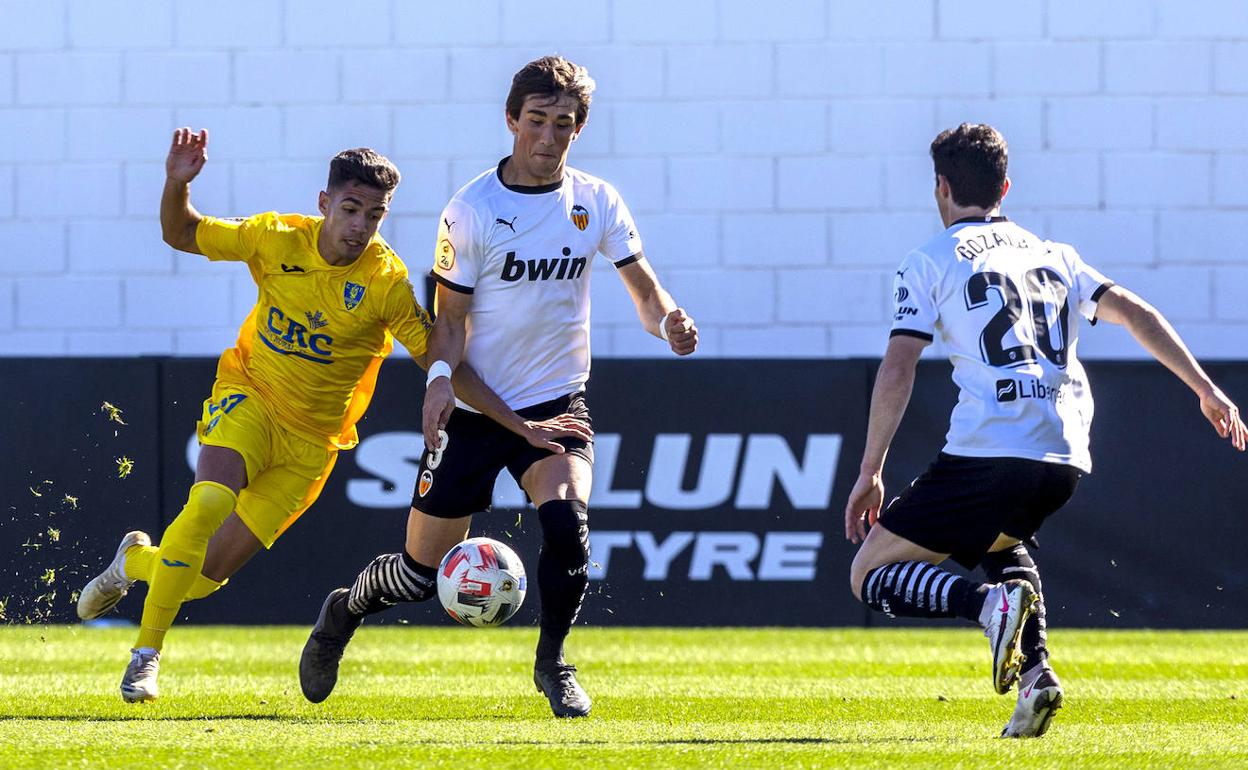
[344,281,365,311]
[437,238,456,271]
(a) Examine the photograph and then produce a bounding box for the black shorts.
[878,453,1082,569]
[410,391,593,518]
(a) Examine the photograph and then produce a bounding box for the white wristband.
[658,312,672,342]
[426,359,452,385]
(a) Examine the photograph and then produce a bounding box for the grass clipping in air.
[0,626,1245,769]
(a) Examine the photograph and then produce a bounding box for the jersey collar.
[496,157,564,194]
[949,215,1009,227]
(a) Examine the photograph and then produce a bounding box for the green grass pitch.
[1,626,1245,769]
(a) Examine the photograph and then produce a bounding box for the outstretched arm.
[1095,285,1246,450]
[419,284,470,449]
[161,127,208,254]
[616,256,698,356]
[844,334,929,544]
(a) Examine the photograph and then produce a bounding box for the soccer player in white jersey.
[844,124,1246,738]
[300,56,698,717]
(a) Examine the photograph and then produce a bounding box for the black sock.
[535,499,590,665]
[346,551,437,618]
[861,561,987,622]
[982,544,1047,666]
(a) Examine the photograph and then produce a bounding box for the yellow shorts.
[196,382,338,549]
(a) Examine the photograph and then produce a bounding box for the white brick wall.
[2,0,1247,360]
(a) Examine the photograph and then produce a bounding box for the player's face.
[317,181,391,264]
[505,92,583,185]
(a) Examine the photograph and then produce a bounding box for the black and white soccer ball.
[436,537,527,627]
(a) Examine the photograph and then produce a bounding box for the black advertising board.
[161,359,869,628]
[0,359,163,624]
[2,357,1245,629]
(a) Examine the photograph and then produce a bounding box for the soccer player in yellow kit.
[76,128,586,702]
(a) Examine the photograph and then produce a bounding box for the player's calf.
[859,560,989,621]
[533,499,592,718]
[535,500,590,665]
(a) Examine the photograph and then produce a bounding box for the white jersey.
[891,216,1113,472]
[432,159,643,410]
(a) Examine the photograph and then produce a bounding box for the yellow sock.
[123,545,158,582]
[136,481,236,651]
[186,574,227,601]
[124,545,228,600]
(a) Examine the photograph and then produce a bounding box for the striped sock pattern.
[862,560,965,619]
[346,553,436,617]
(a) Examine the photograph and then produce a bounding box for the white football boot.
[1001,665,1063,738]
[980,579,1038,695]
[121,647,160,702]
[77,531,150,621]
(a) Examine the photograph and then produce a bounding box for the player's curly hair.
[506,55,596,126]
[930,124,1008,209]
[328,148,400,193]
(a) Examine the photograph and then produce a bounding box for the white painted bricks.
[1,0,1247,359]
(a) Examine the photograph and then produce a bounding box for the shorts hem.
[233,503,279,550]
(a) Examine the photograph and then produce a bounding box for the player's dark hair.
[506,55,596,126]
[327,148,400,193]
[930,123,1008,209]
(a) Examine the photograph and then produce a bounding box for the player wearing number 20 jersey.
[890,216,1112,472]
[844,123,1245,740]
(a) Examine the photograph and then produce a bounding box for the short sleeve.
[430,199,483,294]
[889,250,940,342]
[1065,246,1114,321]
[381,273,434,358]
[196,212,277,264]
[598,183,643,266]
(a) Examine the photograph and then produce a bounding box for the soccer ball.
[436,537,527,627]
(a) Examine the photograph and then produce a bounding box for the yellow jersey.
[196,211,433,450]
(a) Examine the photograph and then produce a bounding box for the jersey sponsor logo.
[281,263,305,273]
[896,268,909,279]
[494,216,517,233]
[437,238,456,270]
[263,306,334,364]
[344,282,366,311]
[996,377,1067,404]
[304,310,328,330]
[894,286,910,303]
[501,250,587,282]
[571,205,589,231]
[894,306,918,320]
[443,217,455,232]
